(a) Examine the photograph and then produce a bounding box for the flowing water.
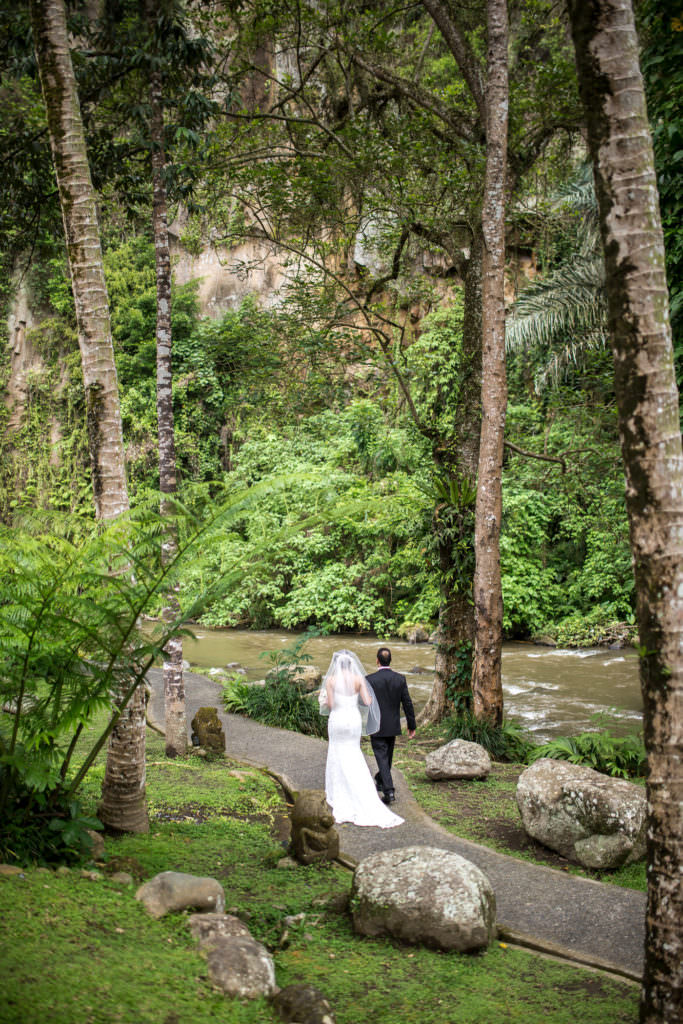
[180,627,642,741]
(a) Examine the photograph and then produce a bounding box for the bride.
[318,650,403,829]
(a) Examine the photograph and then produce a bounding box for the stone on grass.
[135,871,225,919]
[425,739,492,780]
[516,758,647,869]
[351,846,496,952]
[205,935,277,999]
[110,871,134,886]
[0,864,25,877]
[188,912,252,947]
[272,983,336,1024]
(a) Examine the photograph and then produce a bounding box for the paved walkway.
[147,669,646,982]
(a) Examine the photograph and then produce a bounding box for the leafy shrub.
[239,680,327,738]
[0,487,292,864]
[443,712,533,763]
[220,676,250,714]
[529,727,646,778]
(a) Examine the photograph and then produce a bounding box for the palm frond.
[506,255,607,353]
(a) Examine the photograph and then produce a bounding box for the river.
[179,627,642,741]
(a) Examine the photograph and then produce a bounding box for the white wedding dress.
[326,691,403,829]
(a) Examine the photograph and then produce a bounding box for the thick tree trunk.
[472,0,508,726]
[567,2,683,1020]
[420,232,483,725]
[149,68,187,758]
[31,0,148,834]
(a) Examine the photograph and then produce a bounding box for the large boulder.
[188,912,252,946]
[425,739,492,780]
[267,664,322,692]
[351,846,496,952]
[516,758,647,869]
[135,871,225,918]
[404,625,430,644]
[205,935,277,999]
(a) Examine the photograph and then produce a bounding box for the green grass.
[0,725,640,1024]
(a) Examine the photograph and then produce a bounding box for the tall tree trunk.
[31,0,148,834]
[149,67,187,758]
[472,0,509,726]
[420,231,483,725]
[567,2,683,1020]
[30,0,128,521]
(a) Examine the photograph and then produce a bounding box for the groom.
[366,647,416,805]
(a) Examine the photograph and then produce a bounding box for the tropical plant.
[0,480,311,864]
[506,165,608,390]
[443,711,533,763]
[529,727,646,778]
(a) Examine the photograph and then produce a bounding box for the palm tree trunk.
[149,67,187,758]
[31,0,148,834]
[567,2,683,1020]
[472,0,508,726]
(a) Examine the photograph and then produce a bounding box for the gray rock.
[188,912,252,947]
[425,739,492,780]
[110,871,134,886]
[205,935,277,999]
[135,871,225,919]
[516,758,647,869]
[267,664,322,692]
[272,983,336,1024]
[405,625,430,644]
[351,846,496,952]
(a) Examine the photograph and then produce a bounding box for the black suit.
[366,666,416,794]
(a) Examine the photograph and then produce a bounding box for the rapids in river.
[179,627,642,741]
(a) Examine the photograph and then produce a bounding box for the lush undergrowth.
[0,729,639,1024]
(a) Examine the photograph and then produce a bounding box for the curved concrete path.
[147,669,645,982]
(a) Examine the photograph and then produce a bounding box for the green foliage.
[406,296,466,445]
[238,679,328,738]
[223,631,328,737]
[0,482,306,864]
[443,712,534,763]
[529,722,646,778]
[444,640,474,712]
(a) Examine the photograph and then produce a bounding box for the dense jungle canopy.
[2,0,678,648]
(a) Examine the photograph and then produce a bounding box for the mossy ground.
[390,730,647,892]
[0,729,639,1024]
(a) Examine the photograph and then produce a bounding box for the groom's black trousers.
[370,735,396,793]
